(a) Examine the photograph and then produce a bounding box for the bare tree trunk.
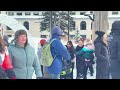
[92,11,108,42]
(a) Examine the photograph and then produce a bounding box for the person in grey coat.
[8,30,42,79]
[94,31,110,79]
[108,21,120,79]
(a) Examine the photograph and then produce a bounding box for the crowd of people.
[0,20,120,79]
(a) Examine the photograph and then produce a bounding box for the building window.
[112,11,118,15]
[33,12,39,15]
[70,12,75,15]
[7,35,12,37]
[80,35,86,39]
[90,11,93,14]
[80,21,86,30]
[23,21,29,30]
[8,12,14,16]
[70,35,75,38]
[17,12,22,16]
[80,11,86,15]
[25,12,31,15]
[7,26,12,30]
[91,35,92,40]
[41,35,46,38]
[70,21,75,30]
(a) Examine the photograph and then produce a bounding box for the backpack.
[40,39,57,66]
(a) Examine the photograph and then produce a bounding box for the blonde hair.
[86,38,91,42]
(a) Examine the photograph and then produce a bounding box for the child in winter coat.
[0,36,16,79]
[37,39,51,79]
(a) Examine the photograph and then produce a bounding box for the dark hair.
[95,31,105,38]
[67,41,74,48]
[3,35,9,46]
[0,36,6,53]
[79,38,85,43]
[12,30,28,47]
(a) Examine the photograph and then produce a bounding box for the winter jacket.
[65,45,75,60]
[75,44,94,61]
[47,34,71,74]
[108,32,120,78]
[8,43,42,79]
[0,47,16,79]
[37,47,42,61]
[94,37,109,79]
[75,45,84,61]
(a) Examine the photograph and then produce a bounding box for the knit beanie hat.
[40,39,46,46]
[95,31,105,38]
[52,26,63,36]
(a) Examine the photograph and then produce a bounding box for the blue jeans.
[50,74,60,79]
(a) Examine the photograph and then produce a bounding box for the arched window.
[80,21,86,30]
[23,21,29,30]
[72,21,75,30]
[70,21,75,30]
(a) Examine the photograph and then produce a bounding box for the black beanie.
[111,21,120,31]
[95,31,105,38]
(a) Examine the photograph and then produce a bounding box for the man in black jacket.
[108,21,120,79]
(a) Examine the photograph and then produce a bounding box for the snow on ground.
[73,58,96,79]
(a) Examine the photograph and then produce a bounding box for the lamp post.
[68,11,70,41]
[50,11,53,37]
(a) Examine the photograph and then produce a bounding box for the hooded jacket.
[8,42,42,79]
[109,21,120,77]
[47,26,71,74]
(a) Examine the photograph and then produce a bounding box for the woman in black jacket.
[61,41,75,79]
[94,31,110,79]
[66,41,75,79]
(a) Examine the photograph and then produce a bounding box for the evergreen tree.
[40,11,74,35]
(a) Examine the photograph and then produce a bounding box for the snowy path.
[73,59,96,79]
[32,59,96,79]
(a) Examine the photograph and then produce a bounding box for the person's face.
[67,42,71,48]
[102,34,107,44]
[18,34,27,45]
[78,41,84,47]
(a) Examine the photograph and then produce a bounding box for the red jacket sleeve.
[2,53,13,70]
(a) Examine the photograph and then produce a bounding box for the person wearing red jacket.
[0,36,16,79]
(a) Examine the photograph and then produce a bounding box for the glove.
[37,77,43,79]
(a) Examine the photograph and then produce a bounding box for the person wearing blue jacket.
[46,26,71,79]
